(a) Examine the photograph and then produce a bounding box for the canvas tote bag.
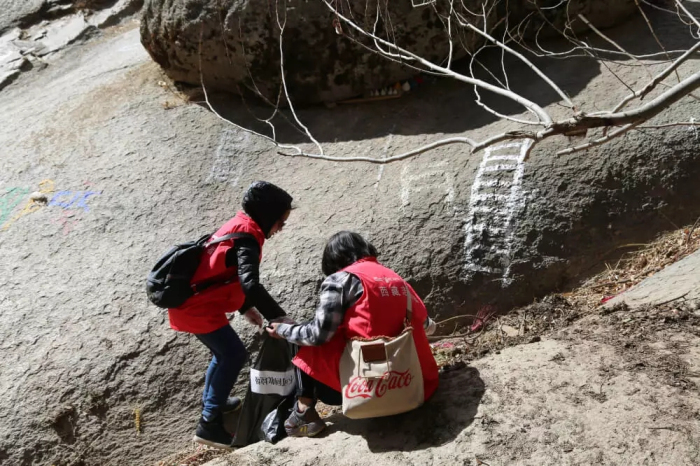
[340,286,424,419]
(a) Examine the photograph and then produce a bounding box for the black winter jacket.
[225,238,286,321]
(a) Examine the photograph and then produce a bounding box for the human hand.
[243,308,264,328]
[266,322,284,339]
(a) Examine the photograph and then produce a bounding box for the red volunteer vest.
[168,211,266,334]
[293,258,439,401]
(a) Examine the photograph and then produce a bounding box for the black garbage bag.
[260,395,296,443]
[232,334,297,447]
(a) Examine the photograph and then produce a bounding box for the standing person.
[267,231,438,437]
[169,181,293,449]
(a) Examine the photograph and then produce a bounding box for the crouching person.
[267,231,439,437]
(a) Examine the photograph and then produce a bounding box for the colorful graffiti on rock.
[0,187,30,228]
[0,180,101,233]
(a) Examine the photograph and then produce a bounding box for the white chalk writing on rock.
[400,161,455,208]
[463,140,532,283]
[205,129,249,186]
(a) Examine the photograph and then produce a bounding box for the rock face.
[140,0,636,104]
[0,0,44,33]
[0,0,144,34]
[0,0,144,92]
[606,249,700,309]
[1,7,700,466]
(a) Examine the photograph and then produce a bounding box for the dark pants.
[295,367,342,406]
[195,325,248,421]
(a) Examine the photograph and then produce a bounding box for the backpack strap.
[191,232,257,294]
[206,232,257,246]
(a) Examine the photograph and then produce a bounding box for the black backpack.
[146,232,254,309]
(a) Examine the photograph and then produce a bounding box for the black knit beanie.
[242,181,293,236]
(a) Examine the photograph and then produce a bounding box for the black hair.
[242,181,293,236]
[321,231,379,276]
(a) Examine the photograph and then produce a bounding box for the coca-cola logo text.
[344,370,413,399]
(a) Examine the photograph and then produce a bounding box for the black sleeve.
[225,238,286,321]
[238,294,254,314]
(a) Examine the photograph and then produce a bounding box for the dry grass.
[156,443,228,466]
[566,219,700,309]
[430,219,700,367]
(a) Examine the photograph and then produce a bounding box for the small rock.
[0,28,22,45]
[30,192,48,203]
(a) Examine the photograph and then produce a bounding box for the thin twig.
[435,314,479,326]
[556,122,641,155]
[455,11,574,108]
[655,291,691,306]
[685,215,700,247]
[637,121,700,129]
[275,0,324,155]
[577,14,652,79]
[469,49,544,125]
[675,0,700,30]
[634,0,681,83]
[611,41,700,113]
[197,25,304,156]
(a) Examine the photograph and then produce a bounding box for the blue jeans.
[195,324,248,421]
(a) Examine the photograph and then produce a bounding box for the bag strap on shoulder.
[404,285,413,327]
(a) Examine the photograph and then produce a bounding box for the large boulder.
[140,0,636,104]
[1,6,699,466]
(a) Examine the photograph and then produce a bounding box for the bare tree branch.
[455,11,575,107]
[322,0,554,125]
[277,130,537,164]
[634,0,681,83]
[557,123,642,155]
[577,14,653,79]
[611,41,700,113]
[637,121,700,129]
[199,0,700,166]
[675,0,700,30]
[275,0,324,155]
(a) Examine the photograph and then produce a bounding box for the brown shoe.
[284,403,327,437]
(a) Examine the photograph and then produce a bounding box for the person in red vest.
[267,231,438,437]
[169,181,293,449]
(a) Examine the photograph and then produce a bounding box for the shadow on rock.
[193,8,696,146]
[198,50,598,145]
[324,366,485,453]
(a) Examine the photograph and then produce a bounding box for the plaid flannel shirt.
[276,271,435,346]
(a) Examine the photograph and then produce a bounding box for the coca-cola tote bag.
[339,288,424,419]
